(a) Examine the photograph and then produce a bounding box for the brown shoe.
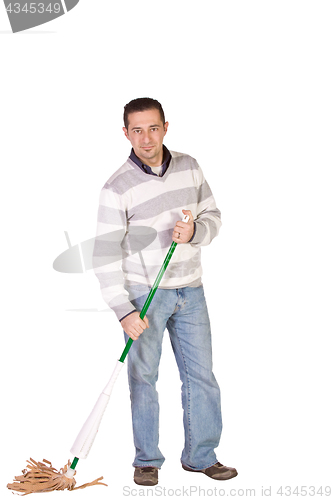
[182,461,238,480]
[134,466,158,486]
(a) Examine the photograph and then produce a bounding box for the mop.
[7,216,189,494]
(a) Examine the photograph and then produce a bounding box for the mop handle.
[68,214,190,471]
[119,214,189,363]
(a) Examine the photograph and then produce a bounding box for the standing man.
[94,98,237,486]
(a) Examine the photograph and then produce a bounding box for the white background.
[1,1,332,498]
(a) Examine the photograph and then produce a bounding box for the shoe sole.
[134,479,158,486]
[182,464,238,480]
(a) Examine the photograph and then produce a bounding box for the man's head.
[123,98,168,167]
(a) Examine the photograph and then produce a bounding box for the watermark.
[53,227,159,312]
[123,485,256,497]
[53,227,157,273]
[3,0,80,33]
[53,225,202,312]
[122,485,332,497]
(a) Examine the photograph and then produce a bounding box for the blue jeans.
[123,284,223,470]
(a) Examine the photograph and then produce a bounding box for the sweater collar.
[129,145,172,177]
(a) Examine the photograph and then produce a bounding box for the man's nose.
[142,131,151,143]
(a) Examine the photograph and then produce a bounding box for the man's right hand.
[120,311,149,340]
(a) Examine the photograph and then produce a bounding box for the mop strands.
[7,458,107,494]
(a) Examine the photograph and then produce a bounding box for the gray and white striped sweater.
[93,150,221,321]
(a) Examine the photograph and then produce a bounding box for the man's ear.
[123,127,130,140]
[163,121,169,136]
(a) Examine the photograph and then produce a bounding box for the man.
[94,98,237,486]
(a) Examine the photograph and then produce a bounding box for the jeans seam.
[181,459,218,471]
[172,323,192,457]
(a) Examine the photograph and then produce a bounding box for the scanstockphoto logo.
[3,0,80,33]
[53,226,158,312]
[53,227,157,274]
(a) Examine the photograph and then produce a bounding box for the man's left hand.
[172,210,195,244]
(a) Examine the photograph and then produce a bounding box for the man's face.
[123,108,169,167]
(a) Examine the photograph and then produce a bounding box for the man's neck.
[137,155,163,168]
[129,146,171,177]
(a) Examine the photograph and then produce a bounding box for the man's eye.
[151,128,158,132]
[134,130,141,134]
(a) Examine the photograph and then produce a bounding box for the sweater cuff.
[189,221,205,245]
[119,309,137,323]
[188,222,197,243]
[112,301,136,322]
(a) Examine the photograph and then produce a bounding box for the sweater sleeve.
[189,163,222,247]
[92,183,136,321]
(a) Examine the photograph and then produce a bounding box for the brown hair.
[123,97,165,129]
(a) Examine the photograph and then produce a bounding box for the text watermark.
[123,485,331,497]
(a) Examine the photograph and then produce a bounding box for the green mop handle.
[119,240,177,362]
[119,215,189,363]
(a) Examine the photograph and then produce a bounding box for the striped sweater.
[93,149,221,321]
